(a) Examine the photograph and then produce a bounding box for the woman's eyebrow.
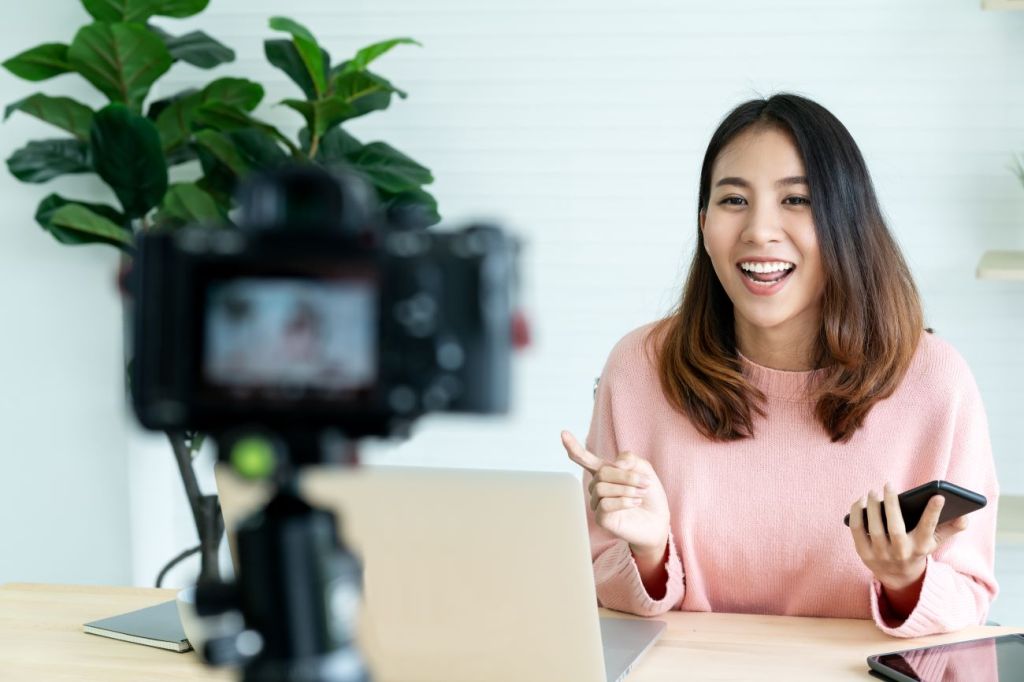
[713,176,808,188]
[714,176,749,189]
[776,175,808,187]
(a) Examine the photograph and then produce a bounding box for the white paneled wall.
[1,0,1023,589]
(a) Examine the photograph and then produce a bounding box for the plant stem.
[166,430,223,583]
[308,132,321,160]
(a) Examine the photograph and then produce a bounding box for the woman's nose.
[741,203,784,245]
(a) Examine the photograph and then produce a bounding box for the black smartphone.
[843,480,987,533]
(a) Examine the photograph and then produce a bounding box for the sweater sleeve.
[870,359,1000,638]
[583,338,685,616]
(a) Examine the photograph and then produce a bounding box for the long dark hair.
[651,93,923,443]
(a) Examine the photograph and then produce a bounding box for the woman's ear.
[699,209,706,233]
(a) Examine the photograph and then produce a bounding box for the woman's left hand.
[848,483,970,593]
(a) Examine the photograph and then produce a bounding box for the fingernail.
[637,476,650,488]
[883,482,892,495]
[629,498,642,506]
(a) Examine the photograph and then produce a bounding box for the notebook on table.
[83,599,191,652]
[216,465,666,682]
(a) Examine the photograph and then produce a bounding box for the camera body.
[130,167,518,441]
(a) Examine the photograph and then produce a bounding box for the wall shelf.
[977,250,1024,280]
[982,0,1024,9]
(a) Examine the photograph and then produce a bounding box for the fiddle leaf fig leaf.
[264,39,329,100]
[90,103,168,218]
[201,78,264,112]
[149,24,234,69]
[161,182,222,223]
[36,194,131,249]
[268,16,326,97]
[6,138,92,183]
[281,97,356,138]
[4,94,94,140]
[48,202,134,250]
[68,22,172,109]
[299,126,363,162]
[331,70,405,118]
[81,0,209,21]
[194,129,249,176]
[348,141,433,194]
[335,37,419,75]
[2,43,72,81]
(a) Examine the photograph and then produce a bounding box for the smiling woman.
[561,94,999,640]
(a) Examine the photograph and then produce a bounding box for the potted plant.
[4,0,437,585]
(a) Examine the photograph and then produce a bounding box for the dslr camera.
[131,166,519,447]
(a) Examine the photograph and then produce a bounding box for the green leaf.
[202,78,263,111]
[154,92,200,153]
[265,39,327,100]
[69,22,173,109]
[348,141,433,194]
[228,128,289,169]
[193,102,298,156]
[6,138,92,183]
[150,25,234,69]
[82,0,160,21]
[161,182,222,223]
[268,16,326,97]
[194,129,249,176]
[90,103,168,218]
[82,0,208,21]
[281,97,356,138]
[2,43,72,81]
[381,186,440,228]
[4,94,94,140]
[152,0,209,18]
[35,193,130,248]
[153,79,263,154]
[49,203,134,250]
[337,37,419,75]
[332,70,405,118]
[300,126,362,162]
[146,88,197,120]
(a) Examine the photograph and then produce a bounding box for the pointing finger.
[561,430,603,474]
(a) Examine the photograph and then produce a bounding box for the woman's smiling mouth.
[736,260,796,295]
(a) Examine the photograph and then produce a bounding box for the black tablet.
[868,634,1024,682]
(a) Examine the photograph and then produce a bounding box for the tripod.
[197,431,371,682]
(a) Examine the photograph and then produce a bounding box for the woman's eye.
[719,196,746,206]
[783,196,810,206]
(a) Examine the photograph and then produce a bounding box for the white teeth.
[739,261,795,274]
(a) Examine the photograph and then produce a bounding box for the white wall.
[2,0,1023,587]
[0,1,132,584]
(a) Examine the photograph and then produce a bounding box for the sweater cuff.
[870,557,956,638]
[593,531,684,617]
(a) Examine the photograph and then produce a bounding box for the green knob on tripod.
[230,436,276,480]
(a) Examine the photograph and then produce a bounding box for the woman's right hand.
[561,430,670,561]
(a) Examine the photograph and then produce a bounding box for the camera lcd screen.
[203,278,377,398]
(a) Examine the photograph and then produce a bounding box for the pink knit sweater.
[584,324,999,638]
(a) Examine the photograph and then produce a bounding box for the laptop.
[215,465,666,682]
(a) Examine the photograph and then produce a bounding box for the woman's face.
[700,125,826,341]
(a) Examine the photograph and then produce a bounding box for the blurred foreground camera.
[131,166,518,445]
[128,166,522,682]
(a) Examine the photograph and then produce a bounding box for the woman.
[561,93,998,638]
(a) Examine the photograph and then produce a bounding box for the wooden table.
[2,583,1021,681]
